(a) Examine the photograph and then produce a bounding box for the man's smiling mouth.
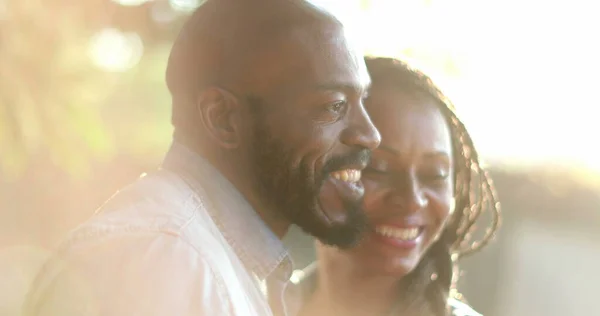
[329,169,361,183]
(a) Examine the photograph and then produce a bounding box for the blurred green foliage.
[0,0,184,178]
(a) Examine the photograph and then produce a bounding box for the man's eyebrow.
[313,82,370,95]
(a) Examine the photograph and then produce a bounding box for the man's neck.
[175,133,291,238]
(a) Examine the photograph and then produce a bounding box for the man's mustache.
[322,149,372,177]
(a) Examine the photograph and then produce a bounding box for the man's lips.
[329,169,361,183]
[326,163,366,201]
[321,151,369,180]
[316,169,365,224]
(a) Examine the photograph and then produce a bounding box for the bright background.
[1,1,599,315]
[312,0,600,173]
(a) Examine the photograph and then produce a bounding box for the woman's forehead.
[366,88,452,157]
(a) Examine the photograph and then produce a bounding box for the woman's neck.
[300,259,401,316]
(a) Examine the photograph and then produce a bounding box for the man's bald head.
[167,0,343,125]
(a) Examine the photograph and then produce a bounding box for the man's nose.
[340,103,381,150]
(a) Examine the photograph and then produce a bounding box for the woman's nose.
[387,177,428,213]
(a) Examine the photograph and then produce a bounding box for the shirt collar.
[162,142,292,281]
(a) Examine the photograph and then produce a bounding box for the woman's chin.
[357,255,420,279]
[383,262,420,279]
[356,237,424,279]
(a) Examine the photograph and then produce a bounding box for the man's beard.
[247,99,370,248]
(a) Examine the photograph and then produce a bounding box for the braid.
[422,241,453,315]
[364,57,501,316]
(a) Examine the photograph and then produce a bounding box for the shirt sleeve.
[23,232,231,316]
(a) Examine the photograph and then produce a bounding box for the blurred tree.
[0,0,113,177]
[0,0,187,179]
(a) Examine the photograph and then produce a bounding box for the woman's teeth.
[330,169,361,183]
[375,226,420,241]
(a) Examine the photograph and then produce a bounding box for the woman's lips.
[371,225,424,250]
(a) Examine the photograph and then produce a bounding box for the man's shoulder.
[98,170,198,222]
[71,170,208,240]
[24,228,235,316]
[49,169,234,269]
[73,166,244,255]
[23,168,269,316]
[25,200,266,316]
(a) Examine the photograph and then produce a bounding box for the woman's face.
[325,86,455,278]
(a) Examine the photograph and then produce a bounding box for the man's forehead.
[272,24,370,95]
[312,50,370,95]
[356,59,371,93]
[312,76,370,96]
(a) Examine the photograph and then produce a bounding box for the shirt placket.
[267,260,297,316]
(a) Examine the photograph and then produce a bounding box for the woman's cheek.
[430,192,454,226]
[361,179,384,214]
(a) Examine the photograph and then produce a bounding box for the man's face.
[244,24,381,248]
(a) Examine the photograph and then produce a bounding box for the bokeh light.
[151,1,180,24]
[112,0,150,6]
[169,0,202,12]
[88,28,144,72]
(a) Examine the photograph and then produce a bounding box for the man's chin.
[294,204,368,249]
[319,226,364,249]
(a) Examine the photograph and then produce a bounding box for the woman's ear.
[196,87,243,149]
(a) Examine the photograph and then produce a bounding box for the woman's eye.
[424,172,450,183]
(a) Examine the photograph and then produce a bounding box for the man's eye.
[326,101,347,113]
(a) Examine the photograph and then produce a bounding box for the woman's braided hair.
[364,57,501,316]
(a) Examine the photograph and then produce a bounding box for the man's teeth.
[375,226,420,241]
[330,169,361,183]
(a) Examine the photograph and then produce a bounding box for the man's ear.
[196,87,242,149]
